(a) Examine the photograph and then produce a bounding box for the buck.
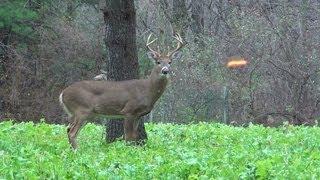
[59,33,184,149]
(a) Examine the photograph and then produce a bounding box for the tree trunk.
[172,0,188,36]
[190,0,204,45]
[66,0,76,21]
[103,0,147,143]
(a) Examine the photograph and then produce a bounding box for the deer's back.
[62,80,150,115]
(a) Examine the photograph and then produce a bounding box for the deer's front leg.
[124,115,139,142]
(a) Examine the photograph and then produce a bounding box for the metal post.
[223,86,229,124]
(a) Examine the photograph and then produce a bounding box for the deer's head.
[146,33,184,76]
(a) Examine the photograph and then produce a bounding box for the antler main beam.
[167,33,184,57]
[146,34,160,56]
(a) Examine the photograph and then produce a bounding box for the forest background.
[1,0,320,126]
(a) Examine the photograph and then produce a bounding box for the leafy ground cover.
[1,121,320,179]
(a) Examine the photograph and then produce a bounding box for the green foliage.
[1,121,320,179]
[0,0,38,37]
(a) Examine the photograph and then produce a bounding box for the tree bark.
[172,0,188,36]
[103,0,147,143]
[190,0,204,45]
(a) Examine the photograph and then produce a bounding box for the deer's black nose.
[161,67,169,74]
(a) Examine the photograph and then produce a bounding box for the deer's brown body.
[60,33,183,149]
[60,67,167,119]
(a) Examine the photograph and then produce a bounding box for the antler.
[167,33,184,57]
[146,34,161,56]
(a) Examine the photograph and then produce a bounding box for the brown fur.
[61,34,183,149]
[60,64,168,149]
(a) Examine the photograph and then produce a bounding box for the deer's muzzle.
[161,66,169,75]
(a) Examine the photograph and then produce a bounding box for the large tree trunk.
[103,0,147,143]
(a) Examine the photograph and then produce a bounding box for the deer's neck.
[148,66,168,104]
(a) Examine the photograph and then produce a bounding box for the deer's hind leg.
[67,115,75,134]
[67,110,91,149]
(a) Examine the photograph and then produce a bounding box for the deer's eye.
[168,61,172,64]
[157,61,161,64]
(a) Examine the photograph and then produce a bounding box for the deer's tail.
[59,92,72,117]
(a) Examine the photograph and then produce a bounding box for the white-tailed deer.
[59,33,184,149]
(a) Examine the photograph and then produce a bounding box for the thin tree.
[172,0,188,36]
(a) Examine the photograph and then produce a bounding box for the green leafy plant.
[1,121,320,179]
[0,0,38,38]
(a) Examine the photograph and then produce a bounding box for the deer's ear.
[170,51,182,61]
[147,52,160,61]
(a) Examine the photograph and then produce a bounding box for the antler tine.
[167,32,184,56]
[173,33,183,43]
[146,34,157,46]
[146,34,160,55]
